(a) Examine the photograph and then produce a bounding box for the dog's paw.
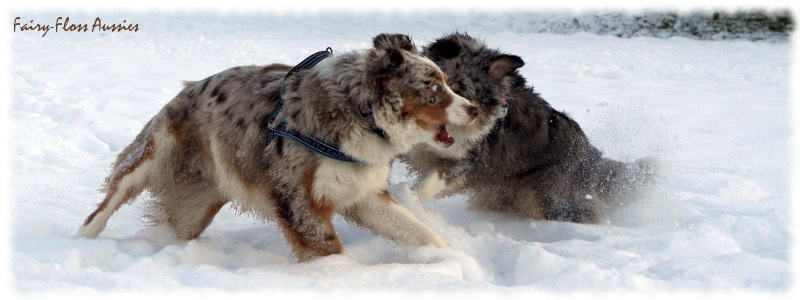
[75,225,96,239]
[411,172,449,203]
[76,223,103,239]
[389,182,418,204]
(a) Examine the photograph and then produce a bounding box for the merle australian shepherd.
[77,33,479,262]
[401,33,658,223]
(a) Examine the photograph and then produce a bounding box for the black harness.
[266,48,385,164]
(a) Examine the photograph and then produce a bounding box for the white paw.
[76,224,100,239]
[389,182,418,204]
[411,172,447,203]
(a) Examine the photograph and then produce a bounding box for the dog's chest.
[312,160,390,209]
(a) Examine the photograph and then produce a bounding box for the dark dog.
[78,33,478,261]
[400,33,657,223]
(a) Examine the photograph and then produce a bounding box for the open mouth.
[434,125,455,148]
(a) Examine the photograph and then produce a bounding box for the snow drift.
[9,11,792,295]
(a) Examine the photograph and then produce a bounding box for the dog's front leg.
[272,188,344,262]
[412,164,469,202]
[343,191,447,249]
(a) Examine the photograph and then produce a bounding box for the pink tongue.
[435,125,455,148]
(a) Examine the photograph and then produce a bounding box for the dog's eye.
[431,84,440,92]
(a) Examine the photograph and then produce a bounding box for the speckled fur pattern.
[401,33,658,223]
[77,33,477,262]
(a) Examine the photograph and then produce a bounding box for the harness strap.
[271,48,334,122]
[267,48,364,164]
[270,123,361,163]
[285,47,333,79]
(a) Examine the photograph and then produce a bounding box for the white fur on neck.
[313,159,390,210]
[339,117,426,165]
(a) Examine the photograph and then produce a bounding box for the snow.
[7,10,793,297]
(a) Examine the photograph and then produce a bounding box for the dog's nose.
[467,105,479,118]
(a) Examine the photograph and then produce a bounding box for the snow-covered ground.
[8,11,792,296]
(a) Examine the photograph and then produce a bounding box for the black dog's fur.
[401,33,657,223]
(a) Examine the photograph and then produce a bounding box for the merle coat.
[401,33,657,223]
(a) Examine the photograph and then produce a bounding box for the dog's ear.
[369,48,405,87]
[373,33,417,53]
[487,54,524,81]
[426,38,461,59]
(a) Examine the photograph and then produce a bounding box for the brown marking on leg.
[303,163,344,256]
[83,196,110,226]
[271,182,314,260]
[275,218,313,262]
[84,174,147,226]
[311,196,340,246]
[304,163,331,213]
[272,162,344,261]
[376,190,398,204]
[85,137,155,226]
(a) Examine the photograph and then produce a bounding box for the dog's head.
[422,33,524,139]
[365,33,478,149]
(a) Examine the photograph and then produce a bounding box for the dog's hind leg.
[148,182,229,240]
[77,117,172,239]
[343,191,448,249]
